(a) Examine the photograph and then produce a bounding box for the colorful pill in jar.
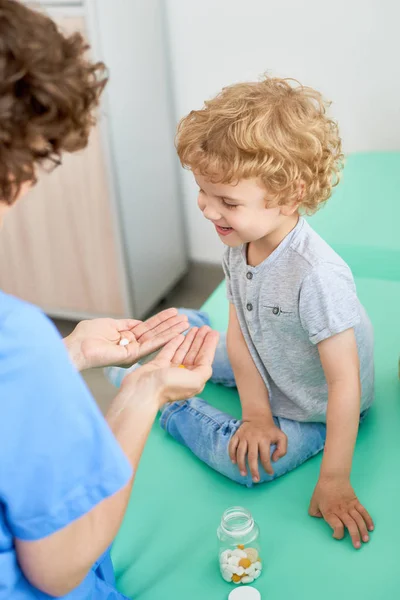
[217,506,262,585]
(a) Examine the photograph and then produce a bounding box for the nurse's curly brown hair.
[176,75,344,214]
[0,0,107,204]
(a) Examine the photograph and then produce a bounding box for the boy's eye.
[222,199,237,210]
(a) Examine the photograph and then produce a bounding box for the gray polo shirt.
[223,217,374,423]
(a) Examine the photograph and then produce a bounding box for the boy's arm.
[227,303,287,482]
[309,328,374,548]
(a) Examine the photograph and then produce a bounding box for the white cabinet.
[0,0,187,319]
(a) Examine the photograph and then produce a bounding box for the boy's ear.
[297,179,306,201]
[280,180,305,216]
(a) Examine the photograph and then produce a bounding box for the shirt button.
[272,306,280,315]
[246,272,253,280]
[246,303,253,312]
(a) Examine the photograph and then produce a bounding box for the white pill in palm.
[241,576,255,584]
[119,338,129,346]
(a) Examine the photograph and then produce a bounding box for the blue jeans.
[105,309,327,487]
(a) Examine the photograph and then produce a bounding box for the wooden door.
[0,14,128,317]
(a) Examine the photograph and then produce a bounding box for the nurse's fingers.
[182,326,211,366]
[170,328,198,366]
[133,309,186,340]
[115,319,141,332]
[150,335,186,366]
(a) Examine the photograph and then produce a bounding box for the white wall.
[164,0,400,263]
[94,0,187,317]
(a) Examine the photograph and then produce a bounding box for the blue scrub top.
[0,291,133,599]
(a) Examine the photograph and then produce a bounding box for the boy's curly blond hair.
[176,76,344,214]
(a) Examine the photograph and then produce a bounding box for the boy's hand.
[309,476,374,549]
[229,419,288,482]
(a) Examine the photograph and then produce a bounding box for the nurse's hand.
[64,308,189,371]
[121,326,219,408]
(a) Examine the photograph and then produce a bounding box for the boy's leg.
[160,397,326,487]
[105,309,236,388]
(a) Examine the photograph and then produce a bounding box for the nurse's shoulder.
[0,290,64,358]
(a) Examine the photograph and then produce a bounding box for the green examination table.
[112,152,400,599]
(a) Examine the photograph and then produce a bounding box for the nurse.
[0,1,219,598]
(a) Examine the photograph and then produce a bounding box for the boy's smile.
[214,224,234,236]
[195,173,299,263]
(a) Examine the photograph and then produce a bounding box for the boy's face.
[195,173,290,247]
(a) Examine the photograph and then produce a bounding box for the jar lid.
[228,586,261,600]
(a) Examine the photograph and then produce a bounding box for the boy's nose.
[200,199,221,222]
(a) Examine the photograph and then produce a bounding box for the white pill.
[232,549,247,558]
[245,565,255,575]
[220,559,230,568]
[229,587,261,600]
[253,561,262,571]
[119,338,129,346]
[241,576,255,584]
[228,556,240,566]
[235,566,245,576]
[220,550,232,563]
[253,569,261,579]
[224,564,238,575]
[244,548,259,563]
[222,569,233,582]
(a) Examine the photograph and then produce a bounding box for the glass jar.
[217,506,262,585]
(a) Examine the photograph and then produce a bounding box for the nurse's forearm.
[16,386,161,598]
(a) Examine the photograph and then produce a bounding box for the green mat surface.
[112,153,400,599]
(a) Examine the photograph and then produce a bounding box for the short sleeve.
[222,248,233,302]
[0,299,132,541]
[299,264,361,345]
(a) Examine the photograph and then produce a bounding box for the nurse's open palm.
[65,309,189,371]
[122,326,219,407]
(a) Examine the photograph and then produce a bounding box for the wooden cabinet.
[0,1,187,319]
